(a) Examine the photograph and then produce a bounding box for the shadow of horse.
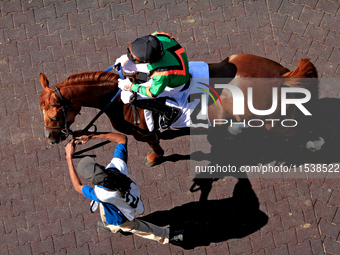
[134,97,340,249]
[138,178,268,249]
[159,97,340,167]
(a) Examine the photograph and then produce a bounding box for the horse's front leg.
[135,133,164,166]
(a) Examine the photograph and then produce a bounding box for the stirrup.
[159,108,180,130]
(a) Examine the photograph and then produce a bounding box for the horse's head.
[39,73,81,144]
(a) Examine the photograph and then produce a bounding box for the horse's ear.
[39,73,50,90]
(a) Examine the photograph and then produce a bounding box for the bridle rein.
[44,65,124,140]
[44,85,81,138]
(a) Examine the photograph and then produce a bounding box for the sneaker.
[97,220,111,232]
[169,229,184,245]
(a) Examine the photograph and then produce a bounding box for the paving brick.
[146,5,168,25]
[323,178,340,191]
[229,30,251,49]
[61,215,85,234]
[273,228,298,247]
[82,22,105,40]
[17,225,41,245]
[146,243,172,255]
[111,1,133,19]
[7,242,32,255]
[47,205,71,223]
[265,244,289,255]
[258,12,271,28]
[278,1,303,19]
[75,226,99,246]
[324,236,340,254]
[55,0,77,18]
[319,218,340,241]
[310,181,332,204]
[132,0,155,15]
[315,58,338,78]
[223,3,246,21]
[251,233,275,253]
[288,33,312,54]
[314,200,337,222]
[88,238,113,255]
[34,5,57,23]
[149,193,173,212]
[21,0,43,11]
[288,239,313,255]
[316,0,340,16]
[208,33,231,53]
[47,15,69,34]
[69,11,91,29]
[0,14,14,30]
[283,17,308,38]
[31,236,54,254]
[13,9,35,28]
[0,184,22,204]
[244,0,267,16]
[228,237,253,254]
[66,244,90,255]
[299,6,323,26]
[111,234,134,254]
[281,210,305,230]
[0,230,18,250]
[324,30,340,48]
[39,220,63,240]
[53,232,77,252]
[266,198,291,217]
[309,40,333,62]
[0,1,21,17]
[200,7,223,27]
[3,214,27,234]
[90,4,112,24]
[76,0,99,13]
[115,27,138,47]
[296,222,320,243]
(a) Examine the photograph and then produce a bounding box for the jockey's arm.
[131,75,168,98]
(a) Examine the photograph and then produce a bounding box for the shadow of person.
[137,177,268,249]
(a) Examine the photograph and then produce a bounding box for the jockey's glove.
[114,54,129,68]
[115,54,138,77]
[118,78,133,91]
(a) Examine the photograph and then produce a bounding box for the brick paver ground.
[1,0,340,254]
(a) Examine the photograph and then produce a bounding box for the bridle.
[44,85,81,138]
[44,64,124,141]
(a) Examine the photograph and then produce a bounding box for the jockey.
[116,31,190,130]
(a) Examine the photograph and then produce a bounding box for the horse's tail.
[281,58,319,98]
[281,58,318,86]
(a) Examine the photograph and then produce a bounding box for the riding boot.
[132,99,180,130]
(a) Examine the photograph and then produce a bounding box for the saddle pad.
[145,61,210,132]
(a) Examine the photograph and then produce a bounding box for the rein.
[73,64,125,157]
[81,65,124,133]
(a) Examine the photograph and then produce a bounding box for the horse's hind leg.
[228,122,249,135]
[306,138,325,151]
[135,133,164,166]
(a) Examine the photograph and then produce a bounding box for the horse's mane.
[40,71,119,108]
[64,71,119,86]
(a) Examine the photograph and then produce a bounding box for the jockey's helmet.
[127,35,164,64]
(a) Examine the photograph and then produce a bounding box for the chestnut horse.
[39,54,319,165]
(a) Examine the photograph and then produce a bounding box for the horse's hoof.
[145,156,157,167]
[228,125,241,135]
